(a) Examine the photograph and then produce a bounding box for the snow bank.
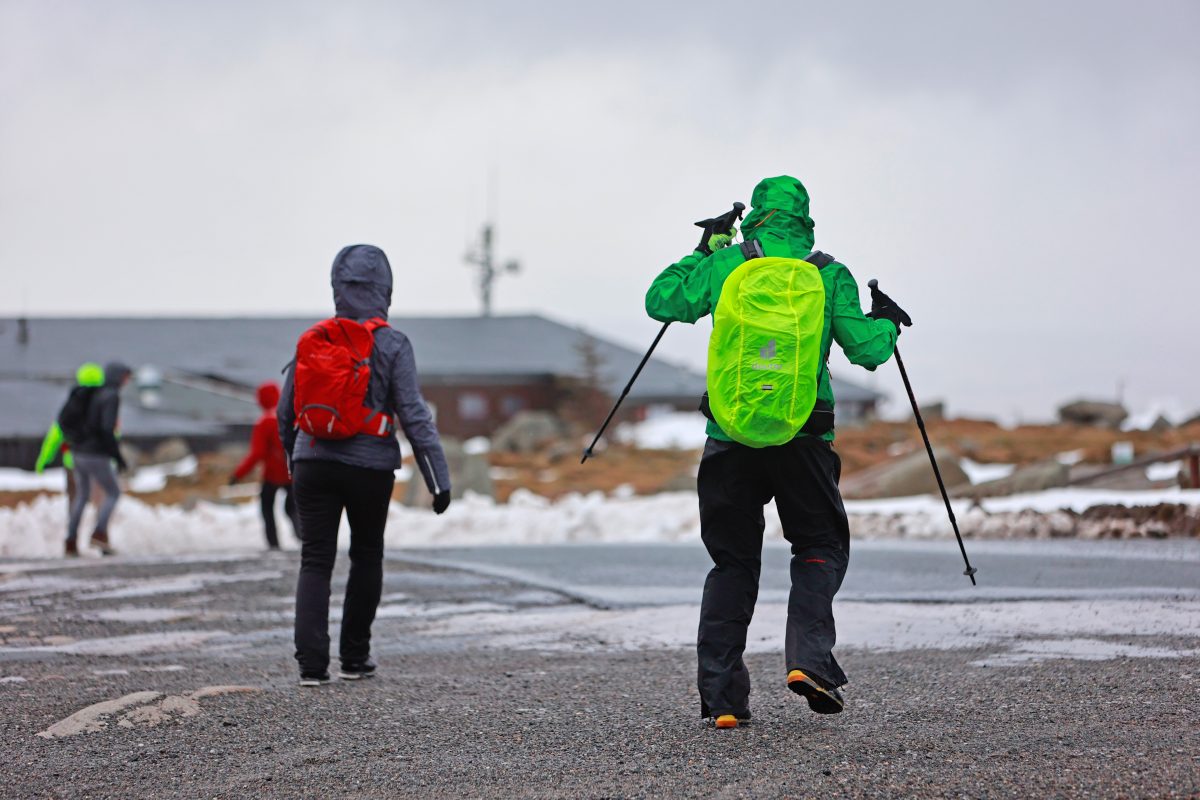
[0,468,68,492]
[614,412,708,450]
[3,483,1200,559]
[0,457,197,495]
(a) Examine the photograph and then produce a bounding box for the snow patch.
[0,468,68,492]
[4,485,1200,559]
[615,412,708,450]
[127,456,198,494]
[959,459,1015,484]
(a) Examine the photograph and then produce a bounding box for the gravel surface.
[1,554,1197,799]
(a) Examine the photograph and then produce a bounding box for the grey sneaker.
[298,672,331,687]
[338,659,376,681]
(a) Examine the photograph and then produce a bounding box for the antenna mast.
[464,222,520,317]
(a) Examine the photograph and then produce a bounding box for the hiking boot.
[90,530,116,556]
[64,540,79,557]
[298,672,332,687]
[787,670,845,715]
[710,711,752,729]
[338,658,376,681]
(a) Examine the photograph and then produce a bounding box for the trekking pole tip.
[580,448,593,465]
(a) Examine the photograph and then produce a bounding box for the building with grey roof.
[0,315,885,465]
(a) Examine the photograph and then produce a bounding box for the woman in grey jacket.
[279,244,452,686]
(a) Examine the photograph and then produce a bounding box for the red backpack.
[293,317,395,440]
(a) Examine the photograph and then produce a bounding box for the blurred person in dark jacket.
[64,362,131,556]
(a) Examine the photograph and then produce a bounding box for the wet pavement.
[0,542,1197,798]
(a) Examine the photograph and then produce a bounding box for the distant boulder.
[403,437,493,507]
[955,460,1070,499]
[150,437,192,464]
[1058,400,1128,429]
[840,449,970,499]
[492,411,567,454]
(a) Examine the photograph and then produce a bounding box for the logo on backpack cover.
[753,339,781,372]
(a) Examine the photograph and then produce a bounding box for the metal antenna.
[464,223,520,317]
[464,175,520,317]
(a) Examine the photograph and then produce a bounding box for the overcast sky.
[2,0,1197,423]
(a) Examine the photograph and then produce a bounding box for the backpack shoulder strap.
[739,240,764,261]
[364,317,388,333]
[739,241,835,268]
[804,250,835,269]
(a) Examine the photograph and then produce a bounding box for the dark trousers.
[292,460,395,676]
[696,436,850,718]
[260,481,298,549]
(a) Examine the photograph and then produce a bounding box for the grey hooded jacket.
[278,245,452,494]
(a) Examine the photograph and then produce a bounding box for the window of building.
[458,392,489,421]
[501,395,526,417]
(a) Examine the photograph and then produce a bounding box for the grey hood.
[332,244,393,320]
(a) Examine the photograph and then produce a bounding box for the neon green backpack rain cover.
[707,254,825,447]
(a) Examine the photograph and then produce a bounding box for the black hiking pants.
[696,436,850,718]
[292,460,395,677]
[260,481,298,550]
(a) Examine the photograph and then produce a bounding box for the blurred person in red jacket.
[230,381,298,549]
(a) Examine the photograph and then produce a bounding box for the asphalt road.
[405,539,1200,607]
[0,543,1197,798]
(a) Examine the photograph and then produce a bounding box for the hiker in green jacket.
[36,363,106,536]
[644,175,911,728]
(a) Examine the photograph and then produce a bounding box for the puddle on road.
[90,608,198,623]
[418,598,1200,668]
[971,638,1200,667]
[76,571,284,601]
[1,630,229,656]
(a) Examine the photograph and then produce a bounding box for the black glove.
[433,491,451,515]
[866,283,913,332]
[227,475,238,487]
[114,454,129,473]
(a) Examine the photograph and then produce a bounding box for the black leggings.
[292,460,395,676]
[260,481,298,549]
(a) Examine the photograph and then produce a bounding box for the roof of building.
[0,315,885,432]
[0,378,228,439]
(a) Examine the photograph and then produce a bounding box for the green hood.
[75,362,104,387]
[741,175,815,255]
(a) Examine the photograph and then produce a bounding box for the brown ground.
[5,418,1199,509]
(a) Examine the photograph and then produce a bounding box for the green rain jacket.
[644,175,898,443]
[35,362,106,472]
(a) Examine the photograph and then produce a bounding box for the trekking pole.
[581,322,670,463]
[869,279,978,585]
[581,202,745,464]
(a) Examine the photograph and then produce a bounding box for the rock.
[956,460,1069,499]
[840,449,970,499]
[404,438,493,507]
[492,411,567,454]
[117,443,142,472]
[1147,415,1174,433]
[150,437,192,464]
[916,401,945,422]
[1058,400,1128,429]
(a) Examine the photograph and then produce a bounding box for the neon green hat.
[76,362,105,387]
